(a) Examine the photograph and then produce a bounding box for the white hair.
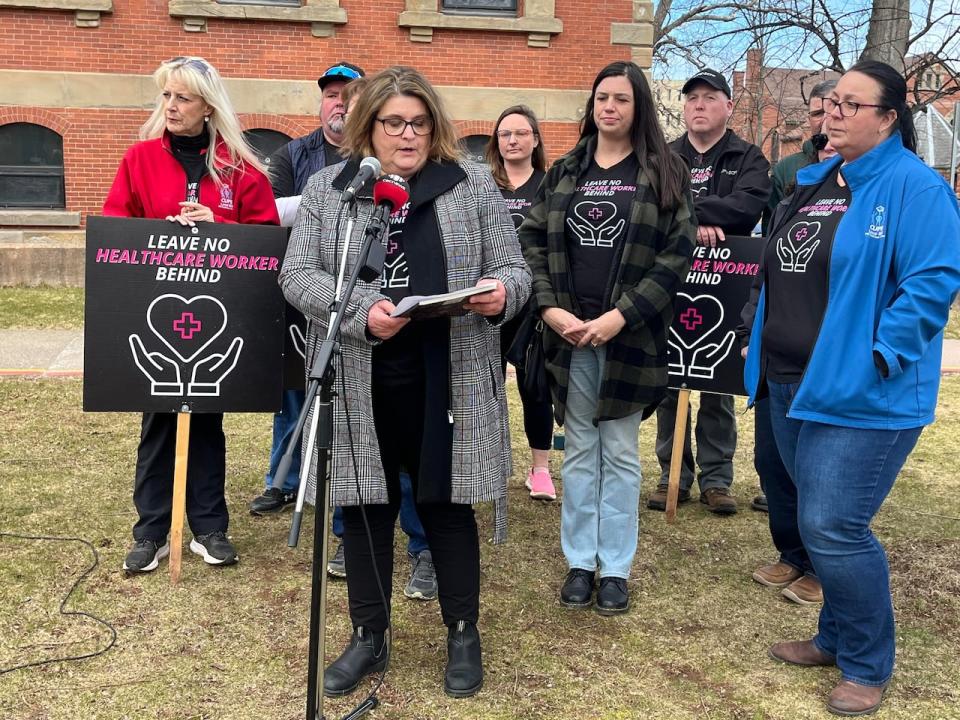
[140,57,266,184]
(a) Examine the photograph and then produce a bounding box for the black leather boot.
[323,627,388,697]
[444,620,483,698]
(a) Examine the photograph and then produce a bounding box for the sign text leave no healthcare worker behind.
[667,235,762,397]
[84,216,289,414]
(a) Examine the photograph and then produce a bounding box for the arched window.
[243,128,292,168]
[459,134,489,164]
[0,123,65,208]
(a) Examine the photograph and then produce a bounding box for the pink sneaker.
[525,467,557,501]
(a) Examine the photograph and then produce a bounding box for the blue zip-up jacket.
[745,132,960,429]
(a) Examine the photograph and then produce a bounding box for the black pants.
[655,389,737,491]
[500,312,554,451]
[342,382,480,633]
[132,412,228,542]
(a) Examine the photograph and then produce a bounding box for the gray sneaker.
[327,542,347,578]
[404,549,437,600]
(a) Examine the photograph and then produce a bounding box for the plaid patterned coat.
[280,159,530,539]
[519,136,697,424]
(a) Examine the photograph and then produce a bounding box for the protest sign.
[83,216,289,413]
[667,235,763,397]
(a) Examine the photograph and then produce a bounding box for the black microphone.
[342,156,382,203]
[359,174,411,282]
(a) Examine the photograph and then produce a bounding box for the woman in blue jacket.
[745,61,960,716]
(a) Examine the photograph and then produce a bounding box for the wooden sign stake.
[665,387,691,524]
[169,411,191,584]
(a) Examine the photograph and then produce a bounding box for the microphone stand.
[272,200,389,720]
[289,203,359,546]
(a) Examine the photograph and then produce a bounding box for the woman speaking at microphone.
[280,66,530,698]
[103,56,278,574]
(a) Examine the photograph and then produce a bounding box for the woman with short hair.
[281,65,530,699]
[103,56,279,573]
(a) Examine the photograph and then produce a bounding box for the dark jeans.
[768,380,922,686]
[753,397,814,575]
[500,312,554,451]
[655,389,736,491]
[341,381,479,632]
[133,412,228,541]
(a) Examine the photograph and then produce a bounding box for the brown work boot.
[782,575,824,605]
[646,485,690,511]
[699,487,737,515]
[769,639,836,667]
[827,680,886,716]
[752,561,802,588]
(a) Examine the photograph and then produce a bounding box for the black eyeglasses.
[165,56,211,76]
[377,116,434,136]
[822,97,888,118]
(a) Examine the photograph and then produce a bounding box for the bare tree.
[862,0,912,71]
[652,0,960,110]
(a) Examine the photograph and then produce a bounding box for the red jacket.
[102,132,280,225]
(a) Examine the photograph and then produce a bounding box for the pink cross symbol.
[680,308,703,332]
[173,312,202,340]
[588,207,604,220]
[387,238,399,254]
[794,227,808,242]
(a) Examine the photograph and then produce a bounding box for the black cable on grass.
[0,532,117,674]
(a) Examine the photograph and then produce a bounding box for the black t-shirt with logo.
[762,168,851,382]
[687,140,722,200]
[169,130,208,203]
[372,199,425,385]
[564,154,639,320]
[501,169,546,229]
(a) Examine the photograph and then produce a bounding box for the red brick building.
[0,0,655,229]
[730,48,959,168]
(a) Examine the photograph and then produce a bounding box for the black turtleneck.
[169,127,210,202]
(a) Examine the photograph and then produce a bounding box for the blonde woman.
[104,56,278,573]
[281,66,529,699]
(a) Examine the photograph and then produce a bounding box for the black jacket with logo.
[670,129,771,236]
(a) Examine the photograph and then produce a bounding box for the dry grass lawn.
[2,375,959,720]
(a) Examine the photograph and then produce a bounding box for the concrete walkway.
[2,328,959,377]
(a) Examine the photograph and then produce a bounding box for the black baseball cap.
[682,68,732,98]
[318,61,365,89]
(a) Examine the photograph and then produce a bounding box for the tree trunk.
[861,0,911,73]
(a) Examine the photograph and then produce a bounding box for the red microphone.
[372,174,410,216]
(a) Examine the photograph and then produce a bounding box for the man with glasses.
[250,61,364,518]
[764,79,838,234]
[649,68,770,517]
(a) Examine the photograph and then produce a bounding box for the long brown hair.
[581,61,687,210]
[341,66,462,164]
[485,105,547,191]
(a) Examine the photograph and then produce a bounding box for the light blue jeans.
[561,345,643,579]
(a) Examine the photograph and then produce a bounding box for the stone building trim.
[167,0,347,36]
[1,70,589,124]
[0,0,112,28]
[610,0,654,70]
[398,0,561,47]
